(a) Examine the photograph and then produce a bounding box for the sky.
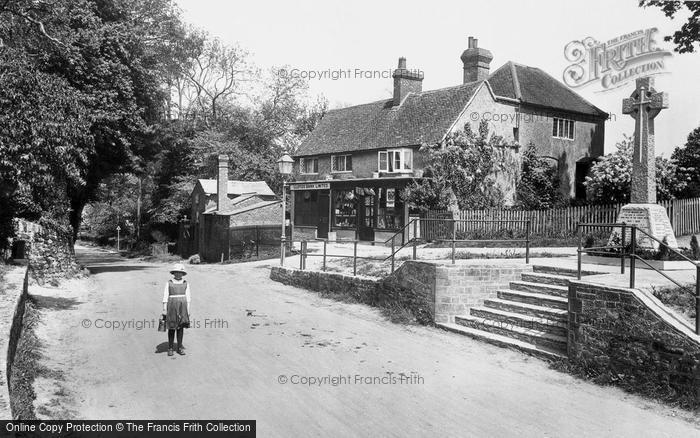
[175,0,700,157]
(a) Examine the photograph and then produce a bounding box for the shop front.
[290,178,416,244]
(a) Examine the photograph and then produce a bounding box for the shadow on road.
[32,294,84,310]
[87,265,155,274]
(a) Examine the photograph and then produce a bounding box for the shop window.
[333,190,357,228]
[376,187,404,230]
[378,149,413,172]
[294,190,319,226]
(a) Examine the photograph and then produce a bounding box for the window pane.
[312,158,318,173]
[569,120,575,139]
[403,149,412,170]
[346,155,352,171]
[331,156,337,171]
[563,120,568,138]
[379,152,387,171]
[394,151,401,171]
[552,119,558,136]
[558,119,564,137]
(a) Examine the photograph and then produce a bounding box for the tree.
[402,121,516,212]
[182,37,253,123]
[515,143,565,209]
[670,126,700,197]
[0,0,203,240]
[640,1,700,53]
[584,135,684,203]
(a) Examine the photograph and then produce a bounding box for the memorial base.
[610,203,677,250]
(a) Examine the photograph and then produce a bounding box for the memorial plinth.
[611,77,676,250]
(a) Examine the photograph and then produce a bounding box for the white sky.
[175,0,700,156]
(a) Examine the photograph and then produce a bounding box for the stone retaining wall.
[568,280,700,406]
[20,220,81,282]
[0,266,30,419]
[434,262,532,324]
[270,261,436,324]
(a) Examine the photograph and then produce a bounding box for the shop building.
[290,37,607,244]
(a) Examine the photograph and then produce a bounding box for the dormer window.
[378,149,412,172]
[299,157,319,174]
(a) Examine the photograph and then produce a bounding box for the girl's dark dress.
[166,280,190,329]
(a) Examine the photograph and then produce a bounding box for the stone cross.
[622,77,668,204]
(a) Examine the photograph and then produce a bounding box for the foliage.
[515,143,565,209]
[691,235,700,259]
[402,121,515,211]
[670,126,700,198]
[584,135,685,203]
[640,1,700,53]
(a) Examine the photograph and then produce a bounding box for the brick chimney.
[392,57,424,106]
[217,154,229,211]
[461,36,493,83]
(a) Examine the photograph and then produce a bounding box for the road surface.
[25,245,700,437]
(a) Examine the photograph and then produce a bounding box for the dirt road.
[27,245,699,437]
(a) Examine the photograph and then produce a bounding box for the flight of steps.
[440,265,601,360]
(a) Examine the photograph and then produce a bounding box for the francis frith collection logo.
[563,28,672,92]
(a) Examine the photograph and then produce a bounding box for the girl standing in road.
[163,263,191,356]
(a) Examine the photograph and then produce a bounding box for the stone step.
[455,315,568,353]
[484,298,568,322]
[438,323,566,361]
[520,272,572,287]
[532,265,601,277]
[497,289,569,310]
[469,306,568,337]
[509,280,568,297]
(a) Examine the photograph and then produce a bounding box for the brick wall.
[434,262,532,323]
[568,280,700,406]
[230,203,281,227]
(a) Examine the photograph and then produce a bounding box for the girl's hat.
[170,264,187,275]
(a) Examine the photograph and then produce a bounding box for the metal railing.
[576,223,700,334]
[392,218,531,267]
[284,218,531,276]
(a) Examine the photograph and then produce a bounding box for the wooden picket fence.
[423,197,700,238]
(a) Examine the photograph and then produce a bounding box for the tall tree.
[640,1,700,53]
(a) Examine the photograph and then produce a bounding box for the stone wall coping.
[570,278,700,344]
[273,266,381,282]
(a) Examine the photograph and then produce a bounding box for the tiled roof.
[295,82,482,156]
[296,61,608,157]
[207,200,281,216]
[197,179,275,197]
[487,62,608,117]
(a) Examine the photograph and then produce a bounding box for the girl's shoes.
[177,348,186,355]
[168,348,174,356]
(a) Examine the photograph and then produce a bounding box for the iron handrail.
[576,222,699,334]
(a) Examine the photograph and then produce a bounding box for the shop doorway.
[317,192,329,239]
[358,192,375,241]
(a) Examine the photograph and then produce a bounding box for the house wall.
[295,147,426,181]
[453,84,606,200]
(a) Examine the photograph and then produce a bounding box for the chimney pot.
[398,57,406,69]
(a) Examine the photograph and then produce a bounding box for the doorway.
[358,191,375,241]
[317,191,329,239]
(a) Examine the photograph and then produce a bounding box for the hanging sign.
[386,188,395,208]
